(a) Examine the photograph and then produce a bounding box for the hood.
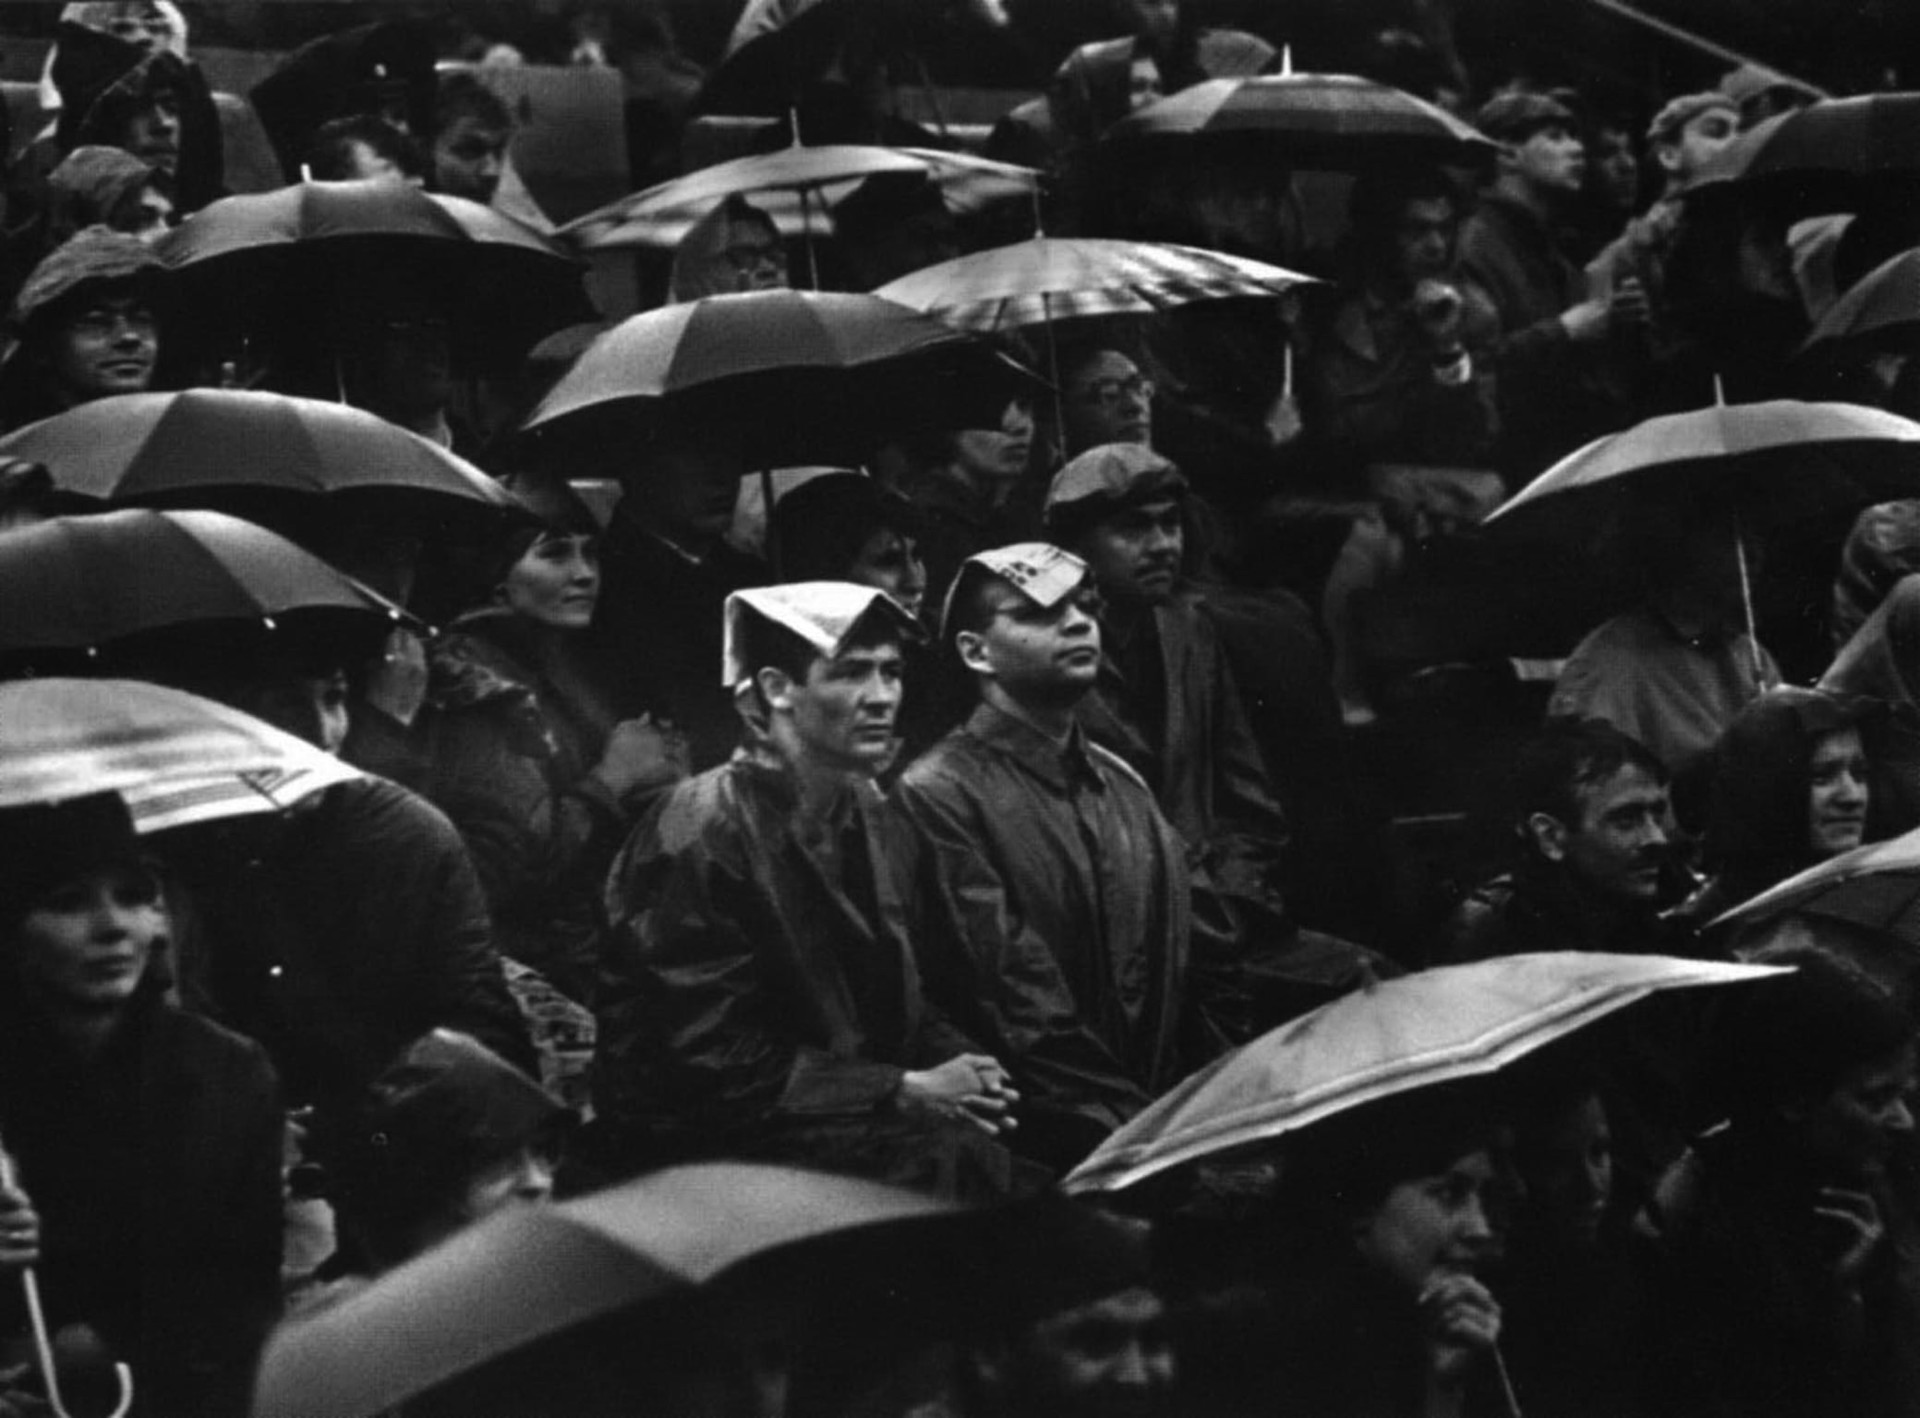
[11,223,165,332]
[45,143,155,240]
[50,20,220,210]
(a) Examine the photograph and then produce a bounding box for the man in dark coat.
[593,583,1021,1198]
[893,544,1225,1170]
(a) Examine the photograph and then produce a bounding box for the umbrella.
[0,390,525,531]
[157,180,595,363]
[0,678,360,833]
[1684,96,1920,219]
[1062,952,1784,1194]
[251,1163,953,1418]
[1105,67,1498,170]
[519,289,1032,468]
[1801,245,1920,355]
[1708,826,1920,938]
[558,144,1039,252]
[875,236,1315,331]
[0,508,405,660]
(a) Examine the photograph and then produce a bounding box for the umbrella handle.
[0,1143,136,1418]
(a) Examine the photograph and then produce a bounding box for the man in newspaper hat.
[594,582,1024,1198]
[893,545,1228,1171]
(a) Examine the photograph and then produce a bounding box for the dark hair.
[1516,718,1668,828]
[943,563,1014,644]
[305,112,424,181]
[434,70,513,136]
[1345,170,1467,270]
[771,476,916,585]
[1280,1083,1499,1227]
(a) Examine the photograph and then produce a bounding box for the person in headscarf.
[42,144,172,247]
[1823,571,1920,839]
[666,194,788,303]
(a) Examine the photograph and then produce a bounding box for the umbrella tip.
[1281,45,1293,76]
[1712,372,1727,406]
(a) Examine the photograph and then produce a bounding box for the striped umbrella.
[876,236,1315,331]
[1107,69,1496,170]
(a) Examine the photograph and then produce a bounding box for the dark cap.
[1043,443,1186,532]
[1475,90,1579,143]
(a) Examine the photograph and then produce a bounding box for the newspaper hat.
[722,581,922,687]
[938,541,1089,642]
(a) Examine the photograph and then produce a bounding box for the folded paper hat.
[723,580,923,686]
[939,541,1088,641]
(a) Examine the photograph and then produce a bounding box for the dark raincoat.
[593,748,1013,1198]
[166,776,533,1121]
[1823,573,1920,839]
[0,989,282,1418]
[425,608,632,1006]
[890,704,1195,1161]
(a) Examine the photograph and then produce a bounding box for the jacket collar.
[965,700,1108,794]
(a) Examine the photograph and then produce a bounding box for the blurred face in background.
[845,526,926,620]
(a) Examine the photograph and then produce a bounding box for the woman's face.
[1353,1147,1497,1297]
[13,865,164,1014]
[846,526,926,620]
[1807,725,1870,858]
[503,533,601,631]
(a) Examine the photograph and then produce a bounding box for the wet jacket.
[425,610,632,1004]
[0,991,282,1418]
[891,705,1192,1146]
[594,749,978,1169]
[1824,573,1920,839]
[167,776,533,1118]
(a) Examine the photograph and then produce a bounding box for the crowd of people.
[1,0,1920,1414]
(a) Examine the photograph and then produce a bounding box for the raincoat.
[1824,573,1920,838]
[593,748,1012,1197]
[890,704,1192,1157]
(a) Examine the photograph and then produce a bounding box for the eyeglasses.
[723,243,788,276]
[1071,374,1154,408]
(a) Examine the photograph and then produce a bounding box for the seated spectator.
[431,71,515,206]
[43,145,173,246]
[0,226,163,431]
[667,194,788,303]
[1651,947,1920,1418]
[0,791,282,1418]
[1824,573,1920,838]
[1441,718,1682,963]
[304,113,424,184]
[1674,687,1874,930]
[593,583,1022,1198]
[770,473,928,622]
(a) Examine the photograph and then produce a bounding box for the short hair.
[944,564,1018,644]
[434,70,513,136]
[1516,718,1669,828]
[1345,168,1466,252]
[1281,1082,1500,1223]
[771,476,917,585]
[305,112,423,180]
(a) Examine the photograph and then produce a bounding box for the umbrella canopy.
[559,144,1038,251]
[1709,826,1920,938]
[0,677,359,833]
[520,288,1032,467]
[0,389,525,532]
[252,1163,953,1418]
[1063,952,1784,1194]
[0,508,404,658]
[1106,70,1497,170]
[1685,95,1920,218]
[1483,399,1920,546]
[158,179,595,363]
[876,236,1315,331]
[1801,245,1920,354]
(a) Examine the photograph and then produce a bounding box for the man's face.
[846,527,926,621]
[252,671,352,757]
[784,640,905,773]
[1535,762,1672,904]
[1127,56,1163,111]
[44,293,158,405]
[720,229,789,294]
[99,3,174,54]
[1658,105,1738,186]
[1354,1148,1499,1297]
[1078,497,1183,606]
[1063,352,1152,454]
[1509,122,1585,197]
[1007,1287,1174,1418]
[1791,1042,1918,1172]
[1126,0,1181,50]
[119,88,182,174]
[961,577,1103,705]
[1592,128,1640,210]
[953,399,1036,486]
[1391,196,1458,285]
[432,115,511,204]
[1807,725,1870,858]
[114,181,174,243]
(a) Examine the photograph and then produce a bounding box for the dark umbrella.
[0,508,405,664]
[1685,95,1920,220]
[0,390,525,534]
[157,180,595,366]
[519,288,1034,469]
[1800,245,1920,355]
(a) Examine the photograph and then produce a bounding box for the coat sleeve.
[595,809,905,1148]
[890,777,1149,1134]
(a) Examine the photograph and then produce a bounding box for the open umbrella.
[559,143,1038,252]
[158,180,595,364]
[0,508,405,661]
[1685,95,1920,219]
[875,236,1315,331]
[0,389,525,532]
[519,289,1032,469]
[1708,826,1920,939]
[251,1163,954,1418]
[1105,64,1497,170]
[1801,245,1920,355]
[1063,952,1784,1195]
[0,678,360,833]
